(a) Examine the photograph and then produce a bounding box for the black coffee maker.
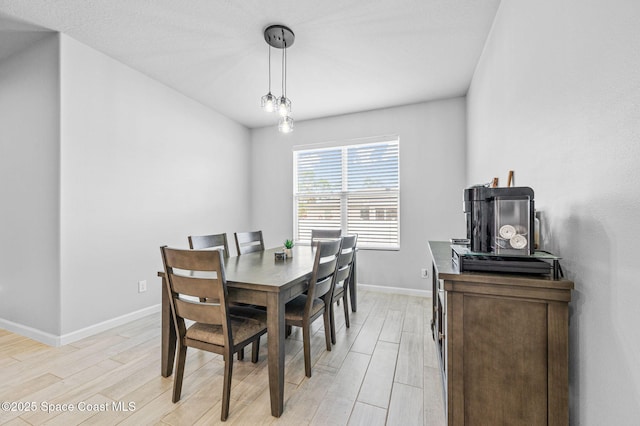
[464,186,535,255]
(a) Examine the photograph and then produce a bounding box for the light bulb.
[261,93,277,113]
[278,116,294,133]
[277,96,291,117]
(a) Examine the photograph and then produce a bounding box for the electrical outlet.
[138,280,147,293]
[421,268,429,279]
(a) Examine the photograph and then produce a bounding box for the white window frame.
[293,135,400,250]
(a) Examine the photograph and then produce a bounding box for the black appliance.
[464,185,535,256]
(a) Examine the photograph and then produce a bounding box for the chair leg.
[221,351,234,421]
[172,344,188,403]
[343,292,350,328]
[237,347,244,361]
[323,308,332,351]
[251,336,260,363]
[302,324,312,378]
[286,324,292,337]
[329,301,337,345]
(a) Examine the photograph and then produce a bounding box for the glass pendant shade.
[261,92,277,112]
[278,115,294,133]
[277,96,291,117]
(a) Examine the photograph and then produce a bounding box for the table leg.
[266,292,285,417]
[348,252,358,312]
[161,274,176,377]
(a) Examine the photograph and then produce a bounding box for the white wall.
[0,34,61,336]
[58,35,251,336]
[467,1,640,424]
[251,99,467,292]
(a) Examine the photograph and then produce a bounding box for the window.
[293,136,400,249]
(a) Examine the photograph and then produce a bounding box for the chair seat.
[186,313,266,347]
[285,294,324,321]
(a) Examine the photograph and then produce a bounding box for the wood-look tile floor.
[0,290,445,425]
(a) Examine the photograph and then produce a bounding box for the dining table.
[158,245,358,417]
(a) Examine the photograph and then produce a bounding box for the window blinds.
[294,138,399,249]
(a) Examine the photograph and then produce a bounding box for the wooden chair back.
[234,230,265,255]
[327,234,358,344]
[306,239,342,311]
[310,229,342,247]
[160,245,266,421]
[283,238,341,378]
[160,246,231,346]
[188,233,230,258]
[335,235,357,285]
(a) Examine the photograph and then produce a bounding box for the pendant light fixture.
[261,24,294,133]
[260,45,276,112]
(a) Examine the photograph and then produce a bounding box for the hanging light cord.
[267,45,272,93]
[281,30,287,99]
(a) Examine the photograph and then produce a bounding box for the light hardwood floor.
[0,290,445,425]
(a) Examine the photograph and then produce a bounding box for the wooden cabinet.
[429,241,573,426]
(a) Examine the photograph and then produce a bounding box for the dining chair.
[329,234,358,344]
[188,232,256,361]
[234,230,265,254]
[160,246,267,421]
[285,239,342,377]
[188,233,230,258]
[310,228,342,246]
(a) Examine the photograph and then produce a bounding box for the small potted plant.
[283,239,294,258]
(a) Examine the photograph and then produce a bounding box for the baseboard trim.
[0,304,161,347]
[58,304,161,346]
[0,318,61,347]
[2,285,428,346]
[357,283,431,298]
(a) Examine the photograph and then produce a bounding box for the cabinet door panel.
[463,295,547,426]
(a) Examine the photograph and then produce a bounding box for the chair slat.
[234,231,265,255]
[315,275,334,298]
[171,275,222,300]
[334,264,351,283]
[188,233,230,258]
[338,250,355,268]
[164,247,224,272]
[175,298,223,324]
[316,258,338,281]
[311,229,341,247]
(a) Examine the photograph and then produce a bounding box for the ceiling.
[0,0,501,129]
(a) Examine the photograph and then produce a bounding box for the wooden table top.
[158,246,316,292]
[222,246,316,292]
